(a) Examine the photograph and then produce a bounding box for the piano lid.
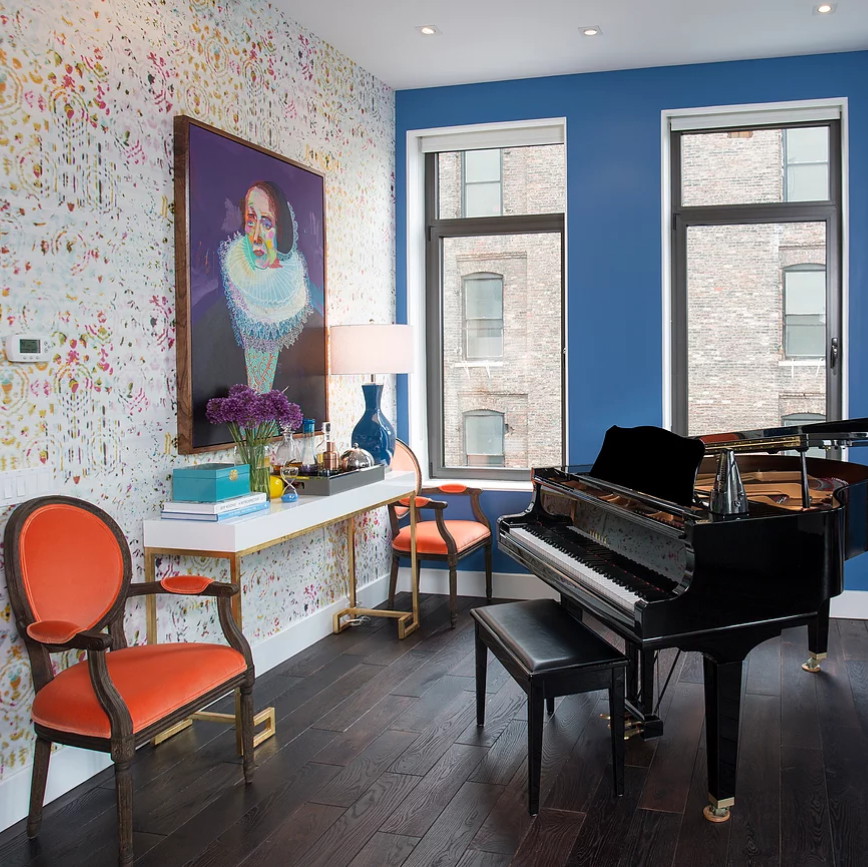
[697,417,868,455]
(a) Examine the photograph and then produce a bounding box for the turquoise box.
[172,463,251,502]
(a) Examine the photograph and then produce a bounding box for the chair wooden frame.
[387,441,492,626]
[4,496,255,866]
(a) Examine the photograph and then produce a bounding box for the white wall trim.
[830,589,868,620]
[396,566,558,601]
[660,96,850,429]
[0,573,394,834]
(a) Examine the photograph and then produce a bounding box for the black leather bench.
[471,598,627,815]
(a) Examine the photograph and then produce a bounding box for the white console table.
[142,470,418,747]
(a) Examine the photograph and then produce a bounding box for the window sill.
[423,476,533,493]
[778,359,826,367]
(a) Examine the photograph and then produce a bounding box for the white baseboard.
[0,572,393,835]
[396,566,558,601]
[830,589,868,619]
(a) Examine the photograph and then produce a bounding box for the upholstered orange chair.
[387,441,492,627]
[3,496,255,866]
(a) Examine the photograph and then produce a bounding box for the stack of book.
[160,491,269,521]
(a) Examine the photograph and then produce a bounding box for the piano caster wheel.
[703,803,732,823]
[802,654,825,673]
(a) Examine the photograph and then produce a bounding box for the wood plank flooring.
[1,593,867,866]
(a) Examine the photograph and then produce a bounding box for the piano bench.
[471,599,627,815]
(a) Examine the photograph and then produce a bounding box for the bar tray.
[296,463,386,496]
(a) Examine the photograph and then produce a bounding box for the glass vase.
[234,440,271,495]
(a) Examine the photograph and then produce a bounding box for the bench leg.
[546,694,555,715]
[609,667,626,797]
[475,623,487,726]
[528,680,545,816]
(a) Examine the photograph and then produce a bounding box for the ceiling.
[274,0,868,90]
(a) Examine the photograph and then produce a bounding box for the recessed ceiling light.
[814,3,836,13]
[417,24,441,36]
[580,25,602,37]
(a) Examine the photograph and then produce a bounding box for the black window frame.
[670,118,843,437]
[425,150,566,481]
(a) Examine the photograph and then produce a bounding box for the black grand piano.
[498,417,868,822]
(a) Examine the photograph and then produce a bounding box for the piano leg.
[701,655,742,823]
[803,598,830,673]
[624,643,663,739]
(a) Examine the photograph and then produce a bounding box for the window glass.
[680,126,830,207]
[437,144,565,219]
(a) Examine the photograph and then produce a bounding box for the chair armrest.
[396,496,447,511]
[26,621,113,651]
[127,579,239,598]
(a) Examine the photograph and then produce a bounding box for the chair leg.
[27,737,51,839]
[528,680,545,816]
[475,623,488,726]
[114,759,134,866]
[388,554,400,608]
[484,542,493,602]
[609,668,626,797]
[448,563,458,628]
[546,694,555,715]
[239,683,255,784]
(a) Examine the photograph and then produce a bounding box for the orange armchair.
[387,441,492,627]
[3,496,256,866]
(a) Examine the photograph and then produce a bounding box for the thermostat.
[5,335,52,363]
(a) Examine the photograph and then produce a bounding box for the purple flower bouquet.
[206,385,303,494]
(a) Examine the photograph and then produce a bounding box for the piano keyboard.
[508,525,675,613]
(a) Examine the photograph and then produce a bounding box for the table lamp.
[329,324,414,465]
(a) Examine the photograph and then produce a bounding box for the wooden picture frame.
[174,116,328,454]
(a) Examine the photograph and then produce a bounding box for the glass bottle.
[298,418,318,476]
[270,426,298,474]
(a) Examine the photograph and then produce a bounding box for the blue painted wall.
[395,51,868,587]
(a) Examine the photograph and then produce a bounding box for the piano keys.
[498,418,868,822]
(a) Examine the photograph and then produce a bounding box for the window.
[464,273,504,359]
[782,412,825,426]
[464,410,505,466]
[669,105,842,438]
[783,127,830,202]
[462,149,502,217]
[422,127,565,481]
[783,265,826,358]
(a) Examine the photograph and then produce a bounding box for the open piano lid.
[697,417,868,455]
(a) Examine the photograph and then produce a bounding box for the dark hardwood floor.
[2,593,867,866]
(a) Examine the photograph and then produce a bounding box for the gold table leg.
[333,495,420,638]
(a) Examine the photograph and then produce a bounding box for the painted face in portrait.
[244,186,280,269]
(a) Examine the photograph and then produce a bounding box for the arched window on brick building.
[464,410,505,467]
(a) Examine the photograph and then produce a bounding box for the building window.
[782,412,825,427]
[462,149,502,217]
[783,264,826,358]
[464,273,504,359]
[783,126,829,202]
[464,410,505,466]
[424,132,565,481]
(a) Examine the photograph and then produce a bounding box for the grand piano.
[498,417,868,822]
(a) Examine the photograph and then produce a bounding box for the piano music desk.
[143,470,419,748]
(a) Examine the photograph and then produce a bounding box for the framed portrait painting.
[174,116,328,453]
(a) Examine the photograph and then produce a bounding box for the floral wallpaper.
[0,0,395,782]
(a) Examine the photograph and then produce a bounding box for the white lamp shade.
[329,324,415,375]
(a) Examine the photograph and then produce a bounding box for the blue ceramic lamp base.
[351,382,396,465]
